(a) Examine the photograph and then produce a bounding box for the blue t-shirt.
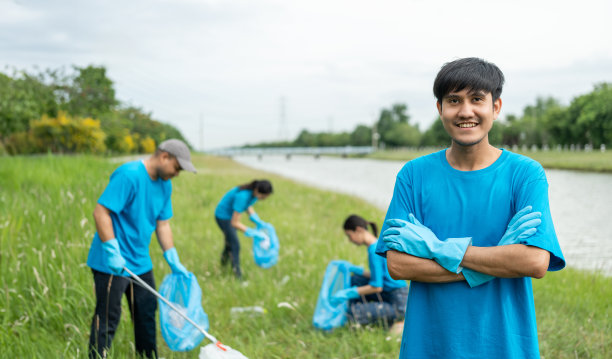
[87,161,173,276]
[214,187,258,220]
[376,149,565,359]
[367,242,407,291]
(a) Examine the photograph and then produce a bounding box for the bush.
[28,111,106,154]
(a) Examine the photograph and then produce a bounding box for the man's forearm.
[387,250,465,283]
[461,244,550,278]
[156,220,175,252]
[93,203,115,241]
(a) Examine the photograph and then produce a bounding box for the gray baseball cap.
[158,139,197,173]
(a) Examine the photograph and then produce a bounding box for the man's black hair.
[433,57,505,104]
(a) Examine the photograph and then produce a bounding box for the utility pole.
[278,96,288,141]
[199,113,204,152]
[372,115,379,149]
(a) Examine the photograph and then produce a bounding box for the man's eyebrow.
[443,93,461,100]
[468,90,487,96]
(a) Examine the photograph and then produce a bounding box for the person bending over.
[87,139,196,358]
[214,179,273,279]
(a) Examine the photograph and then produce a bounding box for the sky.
[2,0,612,150]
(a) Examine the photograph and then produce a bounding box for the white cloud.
[1,0,612,149]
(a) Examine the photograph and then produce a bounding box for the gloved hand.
[383,214,471,273]
[462,268,495,288]
[101,238,126,275]
[245,227,270,249]
[163,247,189,276]
[498,205,542,246]
[345,263,364,275]
[330,287,359,305]
[249,212,267,227]
[464,206,542,288]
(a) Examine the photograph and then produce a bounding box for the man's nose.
[457,102,475,118]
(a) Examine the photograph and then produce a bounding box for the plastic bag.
[253,222,279,268]
[199,343,249,359]
[312,260,353,331]
[159,272,210,351]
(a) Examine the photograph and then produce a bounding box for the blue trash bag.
[313,260,353,331]
[158,272,209,351]
[253,222,279,269]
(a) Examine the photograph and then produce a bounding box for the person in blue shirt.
[332,214,408,335]
[376,58,565,358]
[86,139,196,359]
[214,179,273,279]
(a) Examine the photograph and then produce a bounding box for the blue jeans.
[215,216,242,278]
[347,274,408,326]
[88,269,157,358]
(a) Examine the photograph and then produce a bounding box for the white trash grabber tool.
[124,267,240,356]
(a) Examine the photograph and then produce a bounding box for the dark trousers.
[215,216,242,278]
[89,269,158,359]
[347,274,408,326]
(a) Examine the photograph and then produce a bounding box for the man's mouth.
[457,122,478,128]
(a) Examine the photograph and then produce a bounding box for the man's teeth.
[458,123,477,128]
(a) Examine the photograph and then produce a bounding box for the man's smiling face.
[437,88,502,147]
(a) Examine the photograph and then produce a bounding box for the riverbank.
[364,148,612,172]
[0,154,610,358]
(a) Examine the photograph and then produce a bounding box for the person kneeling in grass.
[332,214,408,335]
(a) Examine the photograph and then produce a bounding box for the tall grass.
[0,155,610,358]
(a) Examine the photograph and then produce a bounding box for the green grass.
[366,148,612,172]
[1,155,610,358]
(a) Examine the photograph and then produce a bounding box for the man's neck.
[446,142,501,171]
[143,157,158,181]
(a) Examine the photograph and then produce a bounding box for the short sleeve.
[232,190,252,214]
[368,248,385,288]
[515,166,566,271]
[158,183,173,221]
[376,163,416,257]
[98,170,134,214]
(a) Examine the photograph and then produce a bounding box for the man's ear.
[436,101,442,115]
[493,98,502,120]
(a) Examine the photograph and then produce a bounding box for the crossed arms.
[387,245,550,283]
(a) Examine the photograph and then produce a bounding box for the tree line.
[246,83,612,150]
[0,65,188,155]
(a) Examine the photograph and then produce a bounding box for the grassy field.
[1,154,610,358]
[366,148,612,172]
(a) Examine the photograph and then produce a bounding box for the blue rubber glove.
[346,263,364,275]
[163,247,189,276]
[498,205,542,246]
[464,206,542,288]
[249,212,267,227]
[245,227,270,248]
[330,287,359,305]
[101,238,126,275]
[245,227,265,240]
[383,214,471,273]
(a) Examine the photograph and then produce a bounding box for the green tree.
[0,70,58,139]
[558,83,612,147]
[420,118,449,147]
[295,129,317,147]
[349,125,372,146]
[376,103,415,147]
[383,122,420,147]
[66,65,117,118]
